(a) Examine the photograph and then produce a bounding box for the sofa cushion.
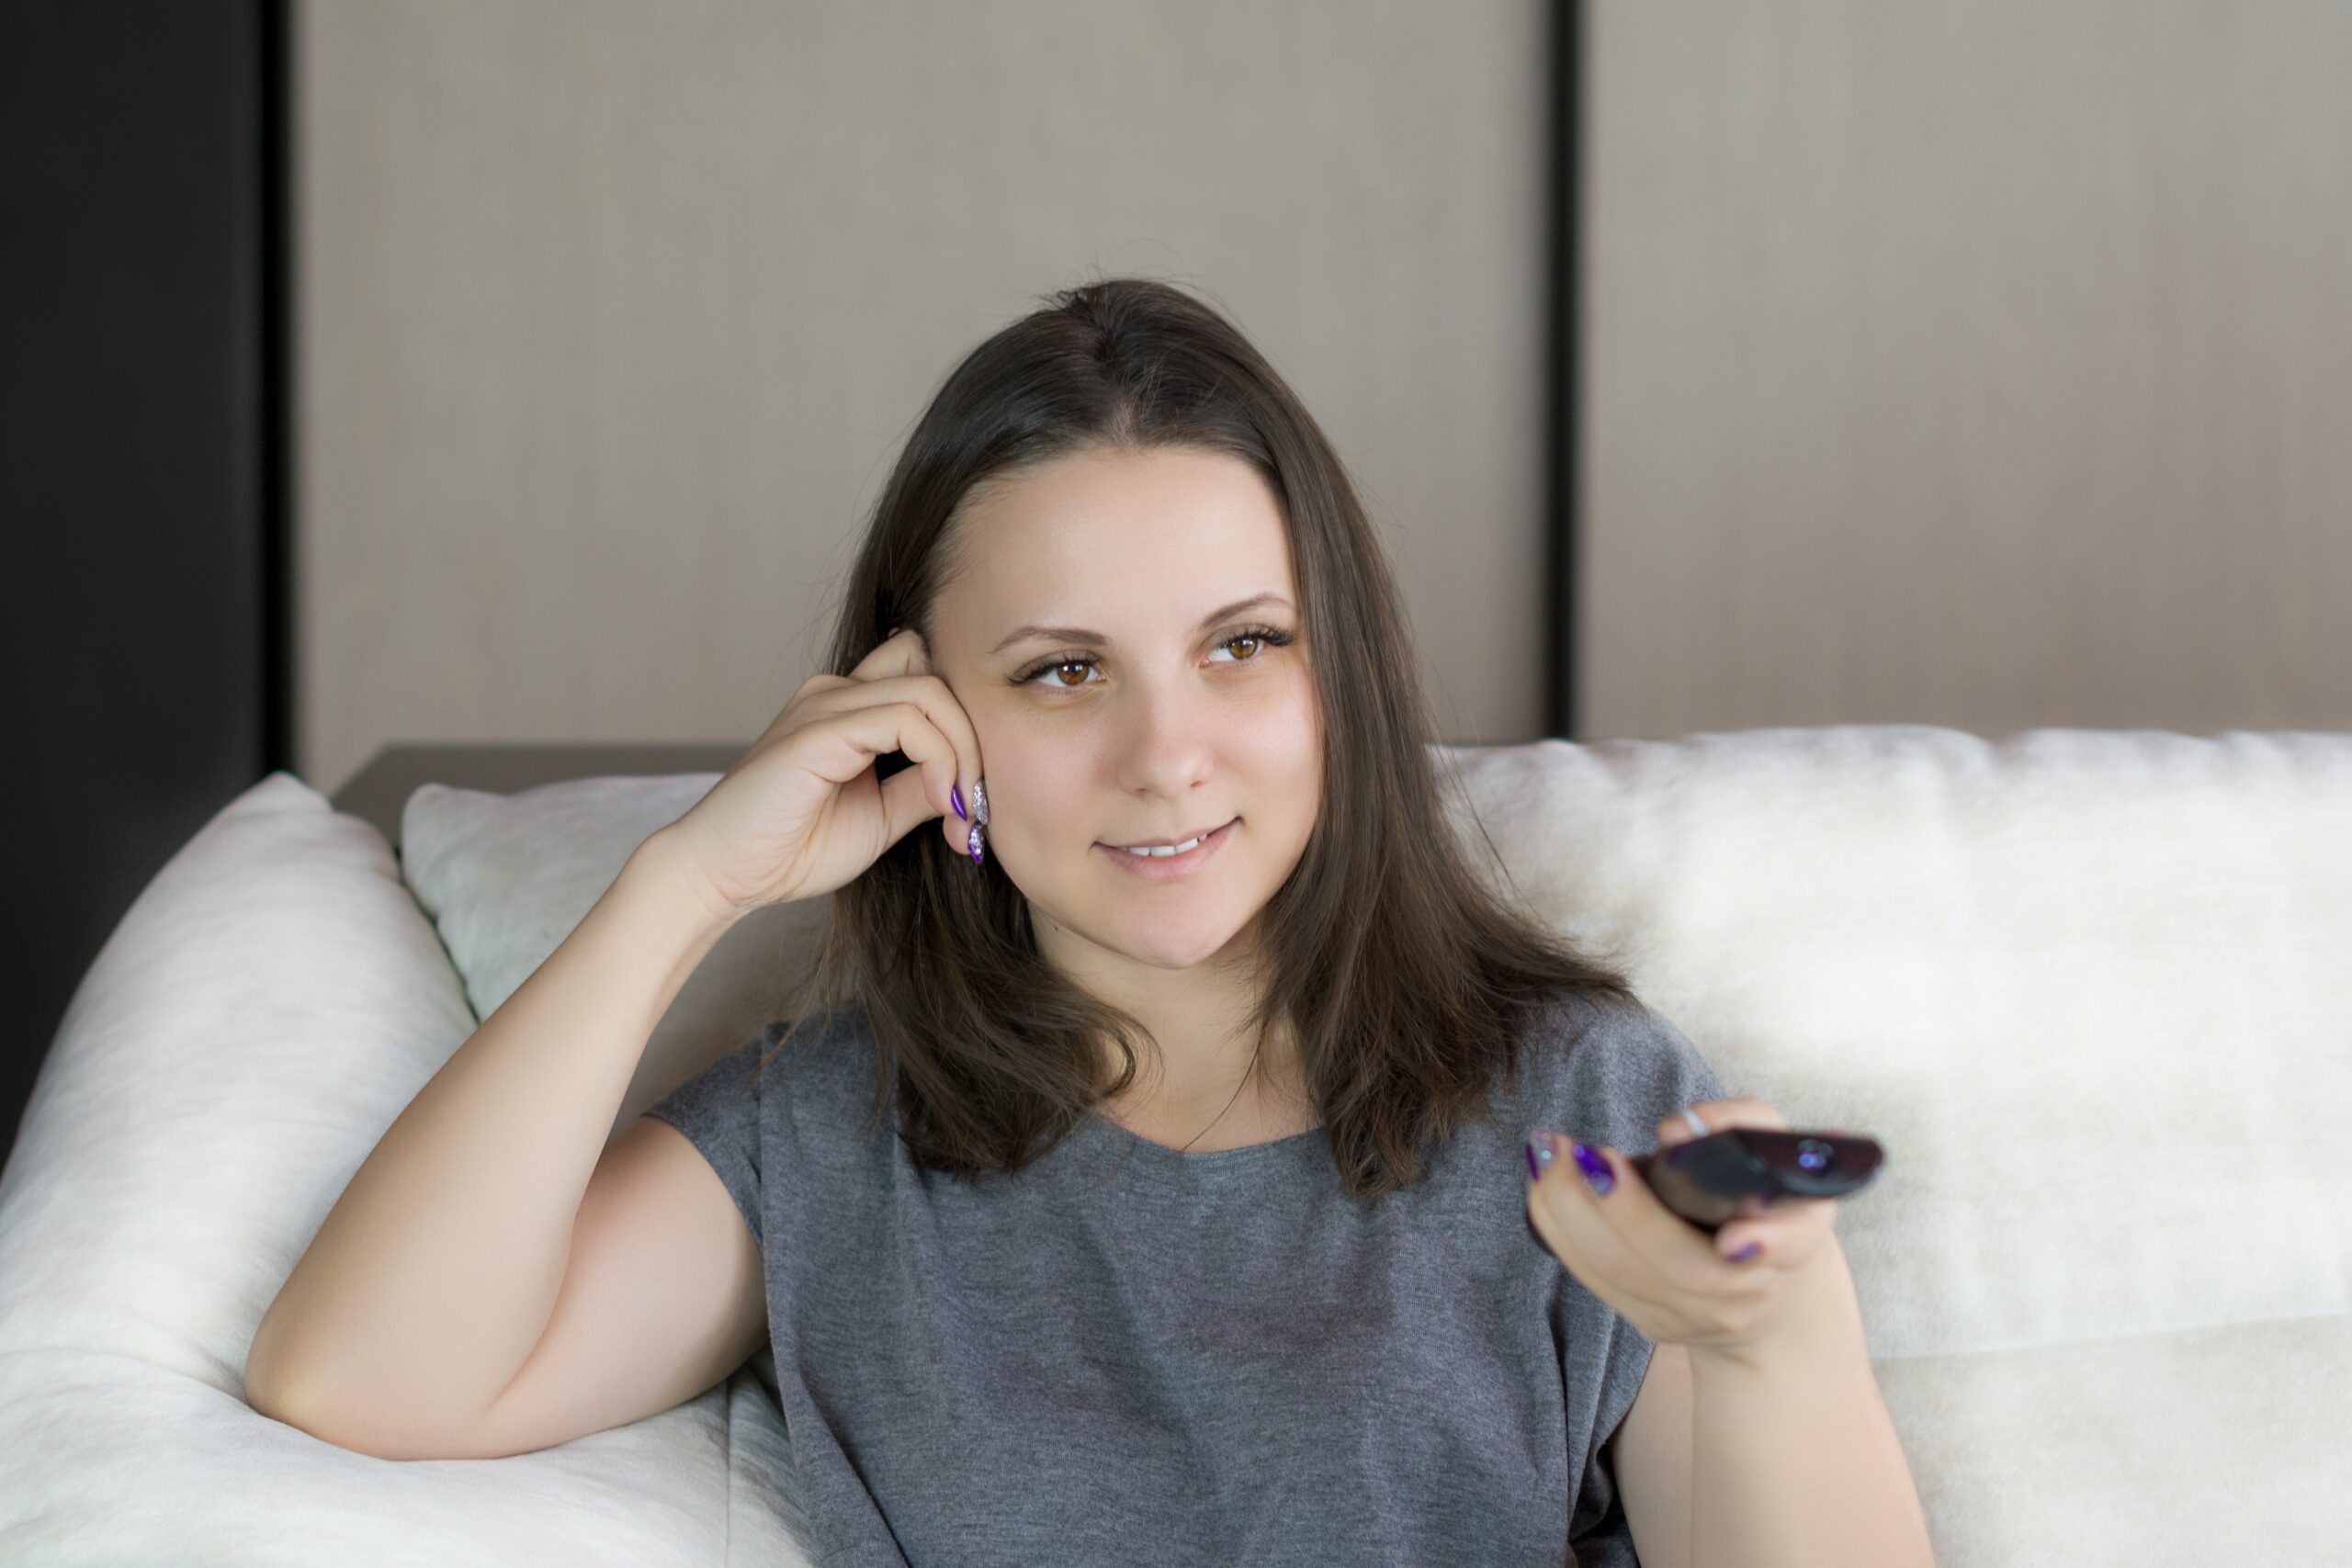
[401,728,2352,1366]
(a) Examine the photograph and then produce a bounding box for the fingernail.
[952,783,967,821]
[1570,1140,1615,1196]
[967,821,986,866]
[972,777,989,827]
[1525,1131,1556,1180]
[1730,1240,1762,1263]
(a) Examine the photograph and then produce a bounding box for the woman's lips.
[1092,818,1238,881]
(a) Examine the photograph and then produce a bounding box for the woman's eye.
[1015,626,1295,689]
[1223,629,1279,662]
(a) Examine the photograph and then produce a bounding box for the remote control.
[1626,1128,1885,1235]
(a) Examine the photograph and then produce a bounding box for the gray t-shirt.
[645,990,1725,1568]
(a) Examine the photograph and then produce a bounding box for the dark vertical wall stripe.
[261,0,293,773]
[1545,0,1582,739]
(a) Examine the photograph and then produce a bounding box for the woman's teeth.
[1119,833,1204,857]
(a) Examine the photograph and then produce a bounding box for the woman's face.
[930,445,1322,975]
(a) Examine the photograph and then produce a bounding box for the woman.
[650,276,1931,1567]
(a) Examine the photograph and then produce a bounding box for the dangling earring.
[966,778,989,865]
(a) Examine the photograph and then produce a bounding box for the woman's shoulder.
[739,998,876,1090]
[1517,987,1730,1135]
[762,996,874,1046]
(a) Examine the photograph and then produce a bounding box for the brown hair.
[754,274,1643,1203]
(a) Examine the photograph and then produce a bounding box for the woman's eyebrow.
[989,592,1295,656]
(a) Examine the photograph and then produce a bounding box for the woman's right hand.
[655,626,984,919]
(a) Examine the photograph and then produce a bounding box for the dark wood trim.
[330,744,745,858]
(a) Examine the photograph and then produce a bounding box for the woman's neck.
[1096,1014,1315,1149]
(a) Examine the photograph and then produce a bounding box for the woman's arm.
[1684,1238,1936,1568]
[1529,1099,1937,1568]
[244,833,741,1450]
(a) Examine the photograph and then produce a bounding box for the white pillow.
[0,771,808,1563]
[398,773,834,1138]
[0,773,474,1375]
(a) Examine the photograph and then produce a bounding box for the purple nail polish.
[1571,1141,1615,1196]
[967,822,986,865]
[952,783,967,821]
[1526,1134,1555,1180]
[1731,1240,1761,1262]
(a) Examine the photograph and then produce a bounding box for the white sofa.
[2,725,2345,1565]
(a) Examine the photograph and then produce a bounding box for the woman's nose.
[1112,688,1219,773]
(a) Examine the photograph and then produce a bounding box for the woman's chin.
[1102,912,1253,972]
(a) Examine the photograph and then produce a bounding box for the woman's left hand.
[1524,1099,1844,1361]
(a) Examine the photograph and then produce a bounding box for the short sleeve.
[1554,998,1730,1565]
[642,1023,778,1252]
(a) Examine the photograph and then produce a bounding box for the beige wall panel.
[297,0,1551,796]
[1580,0,2352,741]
